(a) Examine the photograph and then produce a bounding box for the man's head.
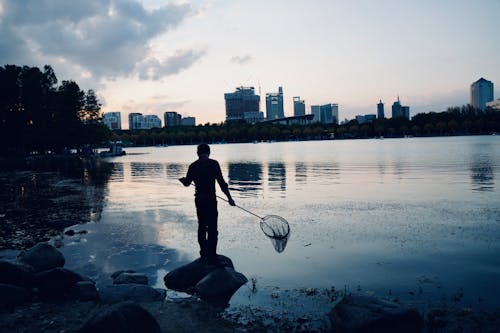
[197,143,210,157]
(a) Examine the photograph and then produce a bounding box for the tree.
[79,89,102,124]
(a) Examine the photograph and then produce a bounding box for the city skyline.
[1,1,499,128]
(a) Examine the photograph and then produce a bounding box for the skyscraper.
[293,96,305,116]
[391,97,410,120]
[311,105,321,123]
[377,100,385,119]
[266,86,284,120]
[164,111,181,127]
[320,104,339,125]
[471,78,494,111]
[103,112,121,130]
[128,113,143,130]
[224,86,262,123]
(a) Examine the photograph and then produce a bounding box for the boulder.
[0,260,36,288]
[17,242,65,273]
[194,267,248,305]
[0,284,31,306]
[98,284,166,304]
[0,283,31,307]
[329,294,424,333]
[164,255,234,292]
[113,272,148,285]
[80,301,160,333]
[35,267,88,298]
[74,281,99,301]
[111,269,136,279]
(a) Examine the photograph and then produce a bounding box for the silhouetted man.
[179,143,235,264]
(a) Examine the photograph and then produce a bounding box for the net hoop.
[259,214,290,239]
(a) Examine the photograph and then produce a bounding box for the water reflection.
[165,163,186,181]
[130,162,163,181]
[0,157,112,249]
[228,163,263,197]
[470,155,495,191]
[295,162,307,184]
[268,163,286,194]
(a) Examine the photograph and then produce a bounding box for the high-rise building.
[293,96,305,116]
[143,115,162,129]
[471,78,494,111]
[103,112,121,130]
[128,113,143,130]
[377,100,385,119]
[224,86,262,123]
[320,104,339,125]
[391,97,410,120]
[164,111,181,127]
[266,86,284,120]
[311,105,321,123]
[181,117,196,126]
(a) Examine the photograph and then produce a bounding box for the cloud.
[136,48,206,80]
[0,0,202,80]
[230,54,253,65]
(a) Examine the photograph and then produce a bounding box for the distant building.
[311,105,321,123]
[356,114,376,124]
[144,115,161,129]
[181,116,196,126]
[320,104,339,125]
[263,114,314,126]
[266,86,284,120]
[164,111,181,127]
[377,100,385,119]
[224,86,262,123]
[128,113,143,130]
[486,99,500,111]
[103,112,121,130]
[391,97,410,120]
[471,78,494,111]
[293,96,305,117]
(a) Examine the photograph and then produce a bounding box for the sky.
[1,0,500,128]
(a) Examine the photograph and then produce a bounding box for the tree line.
[0,65,110,156]
[112,105,499,146]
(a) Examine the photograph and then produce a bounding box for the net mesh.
[260,215,290,239]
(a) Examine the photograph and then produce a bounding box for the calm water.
[59,136,499,324]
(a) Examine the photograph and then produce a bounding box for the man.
[179,143,235,264]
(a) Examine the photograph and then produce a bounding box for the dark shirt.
[185,157,229,199]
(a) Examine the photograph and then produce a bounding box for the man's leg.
[196,199,209,259]
[206,200,219,263]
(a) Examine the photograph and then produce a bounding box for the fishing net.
[259,215,290,239]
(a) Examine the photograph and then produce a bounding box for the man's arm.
[179,165,193,187]
[215,162,235,206]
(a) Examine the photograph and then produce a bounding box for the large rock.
[80,301,160,333]
[99,284,166,304]
[164,255,234,292]
[17,242,65,273]
[0,283,32,307]
[113,272,149,285]
[194,267,248,305]
[329,294,424,333]
[75,281,99,301]
[0,260,36,288]
[35,267,88,298]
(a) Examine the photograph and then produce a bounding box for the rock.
[113,272,148,285]
[0,283,31,307]
[17,242,65,273]
[80,301,160,333]
[194,267,248,305]
[110,269,136,279]
[75,281,99,301]
[98,284,166,304]
[0,260,36,288]
[164,255,234,292]
[329,294,424,333]
[35,267,87,298]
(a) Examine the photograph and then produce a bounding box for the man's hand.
[228,198,236,206]
[179,177,190,186]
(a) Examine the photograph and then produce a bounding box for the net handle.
[216,195,263,220]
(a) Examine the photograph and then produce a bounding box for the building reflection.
[295,162,307,184]
[228,162,263,197]
[268,162,286,194]
[165,163,186,181]
[111,162,124,182]
[470,155,494,191]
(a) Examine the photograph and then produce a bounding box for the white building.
[102,112,121,130]
[471,78,494,111]
[486,99,500,111]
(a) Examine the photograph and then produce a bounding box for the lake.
[58,136,500,327]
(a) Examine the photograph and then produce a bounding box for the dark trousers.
[195,197,218,259]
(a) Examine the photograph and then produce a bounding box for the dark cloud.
[137,49,206,80]
[230,54,253,65]
[0,0,202,80]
